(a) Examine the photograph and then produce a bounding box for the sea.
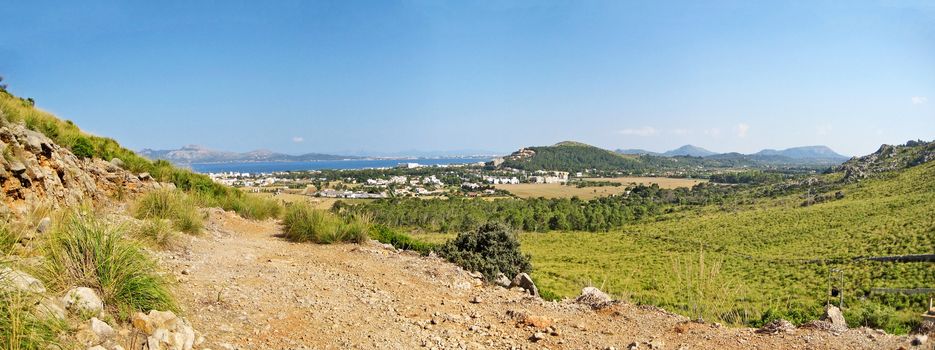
[187,157,491,174]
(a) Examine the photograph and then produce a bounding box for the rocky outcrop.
[836,140,935,181]
[131,310,200,350]
[0,123,158,217]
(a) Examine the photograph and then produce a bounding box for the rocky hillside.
[0,121,162,217]
[836,139,935,181]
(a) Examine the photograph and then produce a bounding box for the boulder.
[511,273,539,297]
[575,286,612,308]
[36,217,52,234]
[911,334,928,346]
[0,267,47,293]
[62,287,104,315]
[131,310,197,350]
[494,273,512,288]
[109,158,125,169]
[138,173,153,181]
[90,317,116,339]
[756,319,795,334]
[821,305,847,332]
[34,297,67,320]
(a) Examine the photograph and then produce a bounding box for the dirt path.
[156,209,909,350]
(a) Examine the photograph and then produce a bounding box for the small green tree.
[439,222,532,280]
[71,136,94,159]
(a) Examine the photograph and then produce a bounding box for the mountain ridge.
[139,145,362,164]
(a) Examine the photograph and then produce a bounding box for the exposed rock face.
[131,310,198,350]
[822,305,848,332]
[62,286,104,316]
[0,267,47,293]
[0,124,157,217]
[837,140,935,181]
[511,273,539,297]
[575,286,612,308]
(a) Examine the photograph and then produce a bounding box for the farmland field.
[247,192,372,209]
[582,176,706,188]
[495,177,704,199]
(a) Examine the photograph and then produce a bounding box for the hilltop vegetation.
[0,87,279,220]
[498,141,846,174]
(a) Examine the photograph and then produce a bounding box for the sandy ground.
[155,209,915,350]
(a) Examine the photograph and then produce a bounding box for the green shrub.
[0,289,63,349]
[844,301,909,334]
[369,225,437,255]
[133,190,203,234]
[41,214,177,318]
[71,136,94,159]
[439,222,532,281]
[282,204,369,244]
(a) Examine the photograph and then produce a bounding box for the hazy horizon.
[2,1,932,156]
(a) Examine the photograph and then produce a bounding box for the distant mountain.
[139,145,360,164]
[754,146,848,160]
[662,145,717,157]
[615,148,660,156]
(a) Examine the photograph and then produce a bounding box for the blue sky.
[1,1,933,156]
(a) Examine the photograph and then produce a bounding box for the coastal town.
[205,161,573,199]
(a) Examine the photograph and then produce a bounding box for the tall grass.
[40,214,177,318]
[195,192,281,220]
[0,224,19,256]
[369,225,437,255]
[133,190,203,234]
[133,219,179,249]
[0,289,63,350]
[666,249,749,324]
[282,204,369,244]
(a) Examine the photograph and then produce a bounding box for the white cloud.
[911,96,928,105]
[618,126,657,136]
[735,123,750,138]
[292,136,304,143]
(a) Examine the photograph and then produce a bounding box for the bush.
[133,190,203,234]
[844,301,909,334]
[282,204,369,244]
[0,289,63,349]
[71,136,94,159]
[439,222,532,281]
[40,213,177,318]
[369,225,437,255]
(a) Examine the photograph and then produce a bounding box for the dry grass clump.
[40,213,177,318]
[133,190,203,234]
[282,204,369,244]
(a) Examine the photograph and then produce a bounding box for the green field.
[519,161,934,332]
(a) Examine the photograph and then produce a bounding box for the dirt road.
[156,209,909,349]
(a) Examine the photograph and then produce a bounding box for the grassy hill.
[0,88,278,219]
[523,155,934,333]
[500,141,683,172]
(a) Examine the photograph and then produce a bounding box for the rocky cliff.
[0,122,159,218]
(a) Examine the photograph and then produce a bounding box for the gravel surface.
[156,209,913,350]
